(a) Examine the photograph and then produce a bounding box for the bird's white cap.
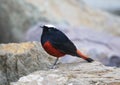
[44,24,56,28]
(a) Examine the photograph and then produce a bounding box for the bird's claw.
[49,65,58,69]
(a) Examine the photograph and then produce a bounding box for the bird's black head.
[40,24,58,33]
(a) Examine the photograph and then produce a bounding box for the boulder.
[0,42,54,85]
[11,62,120,85]
[0,42,120,85]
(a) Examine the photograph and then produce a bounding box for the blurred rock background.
[83,0,120,16]
[0,0,120,67]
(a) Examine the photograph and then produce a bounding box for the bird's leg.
[50,57,59,69]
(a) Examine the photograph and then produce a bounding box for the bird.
[40,24,94,68]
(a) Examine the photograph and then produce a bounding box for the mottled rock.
[0,42,120,85]
[0,42,54,85]
[11,62,120,85]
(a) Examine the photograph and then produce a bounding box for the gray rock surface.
[0,42,120,85]
[11,62,120,85]
[0,42,54,85]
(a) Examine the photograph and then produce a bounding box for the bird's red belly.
[43,41,65,57]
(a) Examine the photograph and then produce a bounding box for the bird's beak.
[40,26,43,28]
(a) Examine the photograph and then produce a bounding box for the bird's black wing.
[50,30,77,56]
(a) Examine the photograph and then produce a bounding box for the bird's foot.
[49,65,58,69]
[48,58,60,69]
[48,62,60,69]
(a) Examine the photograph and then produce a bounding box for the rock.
[0,42,120,85]
[25,24,120,67]
[0,42,54,85]
[11,61,120,85]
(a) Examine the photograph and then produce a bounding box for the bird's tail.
[76,50,94,62]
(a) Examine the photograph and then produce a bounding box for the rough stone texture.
[0,42,120,85]
[11,62,120,85]
[26,24,120,67]
[0,42,54,85]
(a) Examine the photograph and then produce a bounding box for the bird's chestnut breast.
[43,41,65,57]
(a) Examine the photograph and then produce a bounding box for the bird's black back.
[41,27,77,56]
